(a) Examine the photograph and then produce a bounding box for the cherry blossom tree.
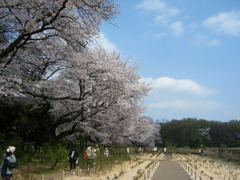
[0,0,118,97]
[0,0,118,66]
[199,127,211,141]
[51,48,152,144]
[79,95,146,145]
[0,0,161,146]
[1,47,154,144]
[127,116,161,146]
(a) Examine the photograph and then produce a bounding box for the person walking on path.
[86,146,93,160]
[0,146,17,180]
[126,147,131,160]
[104,147,109,158]
[85,146,94,170]
[68,148,78,171]
[163,147,167,154]
[199,148,204,156]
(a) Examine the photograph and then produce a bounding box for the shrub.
[42,143,68,169]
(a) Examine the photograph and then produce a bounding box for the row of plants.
[170,146,240,164]
[0,138,143,179]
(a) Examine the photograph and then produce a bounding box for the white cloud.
[92,32,119,52]
[206,39,220,46]
[136,0,180,23]
[141,76,217,96]
[191,35,220,46]
[170,21,184,36]
[136,0,180,14]
[144,31,166,39]
[136,0,167,12]
[136,0,184,39]
[203,10,240,36]
[149,100,221,109]
[141,77,221,118]
[137,0,184,37]
[143,21,184,39]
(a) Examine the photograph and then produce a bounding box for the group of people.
[0,144,110,178]
[0,146,17,180]
[84,145,109,159]
[68,145,110,171]
[136,147,144,154]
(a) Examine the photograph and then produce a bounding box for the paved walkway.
[151,155,191,180]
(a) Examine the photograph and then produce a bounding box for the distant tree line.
[159,118,240,148]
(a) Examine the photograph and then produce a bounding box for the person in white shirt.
[104,147,109,158]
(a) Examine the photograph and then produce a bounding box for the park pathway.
[151,154,191,180]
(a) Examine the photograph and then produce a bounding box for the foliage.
[0,98,51,148]
[118,169,124,177]
[145,161,154,169]
[160,118,240,148]
[136,169,144,179]
[42,143,68,169]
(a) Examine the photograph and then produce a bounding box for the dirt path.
[151,154,191,180]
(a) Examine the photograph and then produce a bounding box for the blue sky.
[98,0,240,122]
